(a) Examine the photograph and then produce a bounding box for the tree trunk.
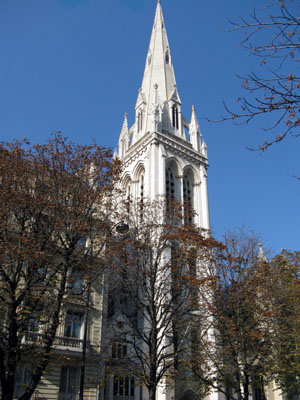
[243,373,249,400]
[148,385,157,400]
[2,301,19,400]
[19,263,69,400]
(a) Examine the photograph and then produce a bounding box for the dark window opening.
[64,311,83,339]
[183,175,193,224]
[112,343,127,359]
[166,168,175,199]
[137,111,143,133]
[59,367,79,400]
[172,104,179,129]
[165,51,169,64]
[140,174,144,221]
[113,376,135,398]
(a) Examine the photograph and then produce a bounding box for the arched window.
[183,172,194,224]
[172,104,179,129]
[139,173,144,220]
[166,167,175,199]
[123,178,131,214]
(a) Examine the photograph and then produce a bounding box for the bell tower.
[116,0,210,230]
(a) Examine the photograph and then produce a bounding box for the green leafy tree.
[269,250,300,398]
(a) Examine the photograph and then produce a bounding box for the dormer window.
[172,104,179,129]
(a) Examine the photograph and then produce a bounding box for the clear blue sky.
[0,0,299,254]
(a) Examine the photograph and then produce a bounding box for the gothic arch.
[133,163,145,201]
[132,163,145,182]
[165,158,180,200]
[183,165,199,183]
[182,166,195,224]
[122,174,132,199]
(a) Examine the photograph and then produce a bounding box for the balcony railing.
[24,331,84,349]
[54,335,83,348]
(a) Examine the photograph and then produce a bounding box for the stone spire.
[190,105,201,152]
[131,0,180,143]
[118,113,130,158]
[141,0,177,102]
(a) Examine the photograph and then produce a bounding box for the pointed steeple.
[141,0,177,104]
[118,113,130,158]
[131,0,181,143]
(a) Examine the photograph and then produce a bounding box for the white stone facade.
[116,1,210,232]
[109,2,210,400]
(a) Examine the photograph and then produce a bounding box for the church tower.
[116,0,210,231]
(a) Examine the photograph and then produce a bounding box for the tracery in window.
[183,170,194,224]
[123,177,132,214]
[166,167,175,199]
[140,173,144,220]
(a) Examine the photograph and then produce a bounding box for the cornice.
[122,131,209,169]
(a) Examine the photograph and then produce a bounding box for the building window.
[137,111,143,133]
[125,181,131,214]
[165,50,169,64]
[112,343,128,359]
[59,366,79,400]
[27,316,40,333]
[67,269,84,295]
[64,311,83,339]
[113,376,135,398]
[14,363,35,398]
[140,173,144,220]
[172,104,179,129]
[166,167,175,199]
[183,174,193,224]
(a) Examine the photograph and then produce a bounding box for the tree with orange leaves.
[105,197,219,400]
[0,133,120,400]
[191,228,274,400]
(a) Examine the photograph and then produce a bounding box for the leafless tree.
[220,1,300,151]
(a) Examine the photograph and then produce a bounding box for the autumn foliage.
[0,134,120,400]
